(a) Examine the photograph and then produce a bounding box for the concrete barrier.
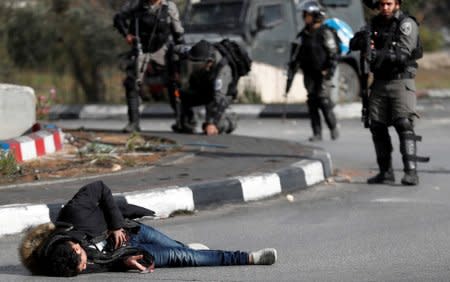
[0,84,36,140]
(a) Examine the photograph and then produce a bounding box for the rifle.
[359,25,372,128]
[284,41,301,120]
[134,18,150,92]
[166,43,184,130]
[285,42,301,96]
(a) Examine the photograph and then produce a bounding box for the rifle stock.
[285,42,301,95]
[360,25,372,128]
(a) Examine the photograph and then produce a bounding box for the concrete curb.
[0,151,332,237]
[48,93,450,121]
[49,103,361,120]
[0,127,64,163]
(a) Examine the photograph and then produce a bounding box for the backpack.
[213,39,252,98]
[323,18,354,55]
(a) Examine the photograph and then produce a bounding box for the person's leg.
[367,121,395,184]
[393,118,419,185]
[318,97,338,140]
[130,224,186,248]
[131,244,250,267]
[216,113,238,134]
[307,98,322,141]
[391,79,429,185]
[318,77,339,140]
[123,59,141,133]
[304,75,322,141]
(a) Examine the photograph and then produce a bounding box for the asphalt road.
[1,109,449,281]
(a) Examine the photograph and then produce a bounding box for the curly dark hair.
[46,241,81,277]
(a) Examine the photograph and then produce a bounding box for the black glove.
[350,30,369,51]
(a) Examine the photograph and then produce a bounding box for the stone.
[0,84,36,140]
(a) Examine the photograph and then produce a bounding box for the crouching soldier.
[172,39,251,135]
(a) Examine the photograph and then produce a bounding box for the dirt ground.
[0,130,180,186]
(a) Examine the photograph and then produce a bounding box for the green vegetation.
[0,150,19,177]
[420,26,445,52]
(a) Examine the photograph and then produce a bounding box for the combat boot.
[399,131,419,186]
[330,127,339,140]
[171,123,195,134]
[368,122,394,184]
[217,113,238,134]
[367,169,395,184]
[308,134,322,142]
[123,122,141,133]
[401,170,419,186]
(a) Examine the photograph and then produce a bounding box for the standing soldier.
[287,0,340,142]
[113,0,185,133]
[350,0,429,185]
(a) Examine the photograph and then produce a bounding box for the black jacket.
[56,180,154,237]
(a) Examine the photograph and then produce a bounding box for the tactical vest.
[297,25,329,74]
[130,2,171,53]
[188,68,216,98]
[371,12,423,79]
[188,51,238,99]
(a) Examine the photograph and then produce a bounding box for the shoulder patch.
[400,21,412,36]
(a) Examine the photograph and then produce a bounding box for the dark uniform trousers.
[304,73,338,137]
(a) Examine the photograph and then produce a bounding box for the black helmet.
[298,0,326,21]
[187,40,215,62]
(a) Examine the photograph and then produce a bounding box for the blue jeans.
[129,224,249,267]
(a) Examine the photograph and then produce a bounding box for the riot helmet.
[187,40,215,62]
[298,0,326,22]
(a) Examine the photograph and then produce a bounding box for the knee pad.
[393,118,414,134]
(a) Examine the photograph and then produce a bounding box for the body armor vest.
[130,4,171,53]
[189,57,230,98]
[298,26,328,74]
[371,12,422,79]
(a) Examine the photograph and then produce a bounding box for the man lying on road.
[19,180,277,277]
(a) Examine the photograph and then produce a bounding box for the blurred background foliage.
[0,0,448,104]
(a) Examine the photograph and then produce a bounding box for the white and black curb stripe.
[49,103,362,120]
[0,156,331,237]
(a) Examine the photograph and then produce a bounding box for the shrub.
[0,150,19,177]
[419,26,445,52]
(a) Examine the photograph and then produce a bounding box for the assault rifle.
[284,41,301,120]
[134,18,150,91]
[285,41,301,96]
[359,25,372,128]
